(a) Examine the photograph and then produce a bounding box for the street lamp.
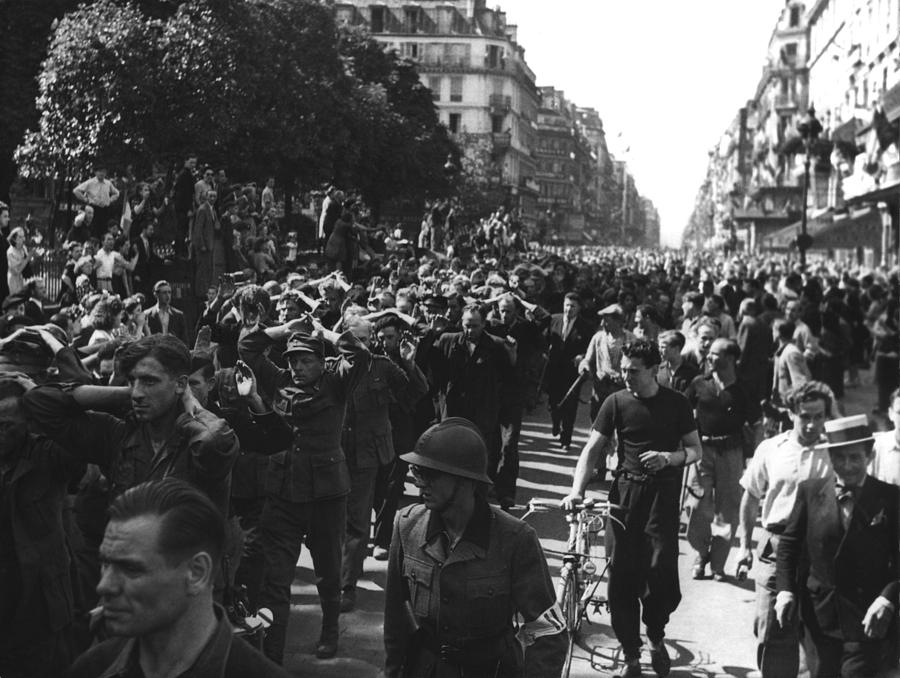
[796,105,823,269]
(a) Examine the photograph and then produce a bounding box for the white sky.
[504,0,787,247]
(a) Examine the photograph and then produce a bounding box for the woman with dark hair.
[88,296,125,346]
[6,227,32,295]
[873,295,900,415]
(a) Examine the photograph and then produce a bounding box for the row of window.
[393,41,506,69]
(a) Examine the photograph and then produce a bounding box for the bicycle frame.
[523,497,623,678]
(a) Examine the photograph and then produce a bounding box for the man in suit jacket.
[776,415,900,677]
[131,220,162,299]
[145,280,188,345]
[23,277,51,324]
[545,292,592,450]
[428,303,515,486]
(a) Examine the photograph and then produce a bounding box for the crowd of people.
[2,156,900,678]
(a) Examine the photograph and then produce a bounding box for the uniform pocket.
[466,574,511,632]
[310,453,349,498]
[402,556,435,617]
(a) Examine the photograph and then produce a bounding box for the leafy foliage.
[15,0,456,213]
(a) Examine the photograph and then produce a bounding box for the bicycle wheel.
[559,565,579,678]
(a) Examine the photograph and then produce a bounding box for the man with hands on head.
[237,309,370,663]
[562,338,701,678]
[24,333,239,514]
[774,414,900,678]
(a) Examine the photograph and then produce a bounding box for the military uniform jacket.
[24,386,239,514]
[239,328,370,503]
[344,354,427,470]
[384,500,565,678]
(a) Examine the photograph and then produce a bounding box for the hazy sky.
[504,0,787,247]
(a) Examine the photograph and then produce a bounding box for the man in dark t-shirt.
[564,339,701,678]
[684,338,762,582]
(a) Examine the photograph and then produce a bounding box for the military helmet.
[400,417,491,483]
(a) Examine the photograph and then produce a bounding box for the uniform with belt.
[238,327,369,663]
[341,352,427,599]
[384,499,565,678]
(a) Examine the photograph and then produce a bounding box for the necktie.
[835,482,856,530]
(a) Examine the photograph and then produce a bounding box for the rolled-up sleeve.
[24,384,124,471]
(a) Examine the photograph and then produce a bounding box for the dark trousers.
[175,211,191,256]
[495,413,523,505]
[232,496,265,612]
[258,494,346,664]
[342,464,380,591]
[606,474,682,659]
[875,354,899,412]
[753,531,811,677]
[805,632,891,678]
[550,396,579,447]
[373,458,409,550]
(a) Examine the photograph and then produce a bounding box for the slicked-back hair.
[659,330,686,350]
[118,334,190,379]
[108,479,225,569]
[622,338,661,368]
[787,380,833,418]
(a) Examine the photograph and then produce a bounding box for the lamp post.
[796,105,823,269]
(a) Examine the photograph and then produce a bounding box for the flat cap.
[597,303,624,317]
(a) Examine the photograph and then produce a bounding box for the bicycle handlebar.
[527,497,625,513]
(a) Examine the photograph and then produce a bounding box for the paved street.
[282,377,879,677]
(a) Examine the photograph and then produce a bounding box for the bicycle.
[524,496,625,678]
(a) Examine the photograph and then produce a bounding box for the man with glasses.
[563,338,701,678]
[384,418,566,678]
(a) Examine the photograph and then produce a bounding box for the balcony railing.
[489,94,511,114]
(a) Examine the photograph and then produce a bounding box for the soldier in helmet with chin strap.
[383,418,566,678]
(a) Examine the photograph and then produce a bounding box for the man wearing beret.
[238,316,370,663]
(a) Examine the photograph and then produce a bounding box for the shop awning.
[810,208,882,251]
[884,81,900,122]
[760,209,834,249]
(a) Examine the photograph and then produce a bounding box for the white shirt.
[869,431,900,486]
[74,177,119,207]
[94,249,117,279]
[740,430,833,529]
